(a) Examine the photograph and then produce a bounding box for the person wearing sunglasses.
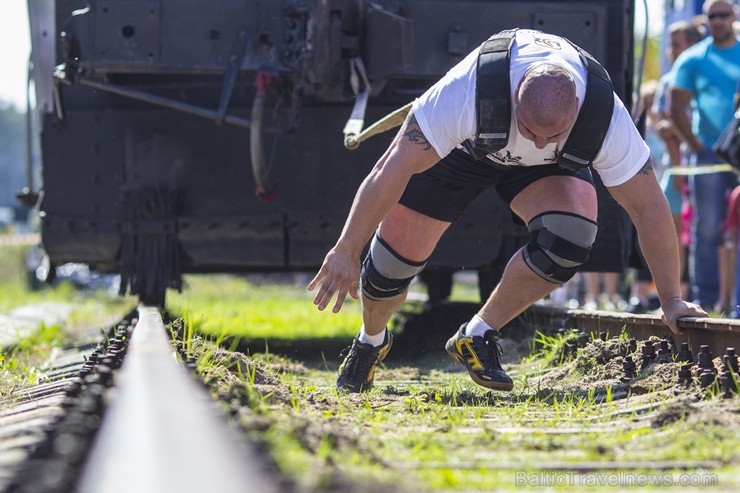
[670,0,740,312]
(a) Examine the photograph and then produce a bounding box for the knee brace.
[523,212,598,284]
[361,233,427,300]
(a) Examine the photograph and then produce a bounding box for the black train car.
[23,0,636,304]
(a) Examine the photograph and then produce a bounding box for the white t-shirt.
[411,29,649,188]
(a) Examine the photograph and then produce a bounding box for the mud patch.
[651,399,697,427]
[535,337,630,390]
[531,335,710,397]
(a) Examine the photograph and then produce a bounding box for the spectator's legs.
[689,153,737,310]
[716,242,736,314]
[602,271,621,309]
[583,272,599,309]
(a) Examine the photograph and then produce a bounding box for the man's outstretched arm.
[608,157,707,333]
[308,114,441,313]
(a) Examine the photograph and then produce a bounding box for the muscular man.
[310,29,707,393]
[670,0,740,310]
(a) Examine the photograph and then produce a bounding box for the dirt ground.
[187,327,740,492]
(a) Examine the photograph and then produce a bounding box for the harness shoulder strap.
[469,31,614,169]
[557,45,614,171]
[466,29,516,160]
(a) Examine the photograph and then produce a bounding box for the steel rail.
[76,306,281,493]
[531,305,740,358]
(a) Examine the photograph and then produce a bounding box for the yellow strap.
[344,103,413,150]
[662,164,739,176]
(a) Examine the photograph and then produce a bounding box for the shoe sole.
[445,340,514,392]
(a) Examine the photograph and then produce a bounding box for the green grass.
[0,243,137,399]
[192,341,738,491]
[166,272,483,343]
[0,244,28,281]
[522,330,579,367]
[167,274,364,340]
[0,323,66,397]
[162,275,739,491]
[0,244,104,312]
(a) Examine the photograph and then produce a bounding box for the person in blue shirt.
[670,0,740,311]
[651,21,704,302]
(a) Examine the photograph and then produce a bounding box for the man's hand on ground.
[660,297,709,334]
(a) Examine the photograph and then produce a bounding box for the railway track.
[532,305,740,372]
[0,302,738,492]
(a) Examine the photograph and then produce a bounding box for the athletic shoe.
[445,323,514,391]
[336,330,393,393]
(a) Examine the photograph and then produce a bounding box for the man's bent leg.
[361,204,451,334]
[479,252,565,327]
[337,204,450,392]
[445,250,557,392]
[446,176,597,391]
[480,175,598,329]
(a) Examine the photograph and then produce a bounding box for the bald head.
[515,63,579,149]
[703,0,737,46]
[703,0,735,15]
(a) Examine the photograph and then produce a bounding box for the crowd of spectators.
[557,0,740,317]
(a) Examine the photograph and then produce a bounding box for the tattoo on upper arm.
[403,115,433,151]
[637,156,654,175]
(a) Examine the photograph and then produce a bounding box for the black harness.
[464,29,614,171]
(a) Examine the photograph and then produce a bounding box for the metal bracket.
[216,27,251,125]
[51,64,69,121]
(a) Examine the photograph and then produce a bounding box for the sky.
[0,0,31,110]
[0,0,666,111]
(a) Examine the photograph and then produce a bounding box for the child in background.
[716,80,740,316]
[721,186,740,317]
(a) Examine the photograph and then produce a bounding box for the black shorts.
[399,148,594,224]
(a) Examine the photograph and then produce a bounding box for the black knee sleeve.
[523,212,598,284]
[361,233,427,300]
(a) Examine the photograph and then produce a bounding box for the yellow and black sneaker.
[445,323,514,391]
[336,330,393,393]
